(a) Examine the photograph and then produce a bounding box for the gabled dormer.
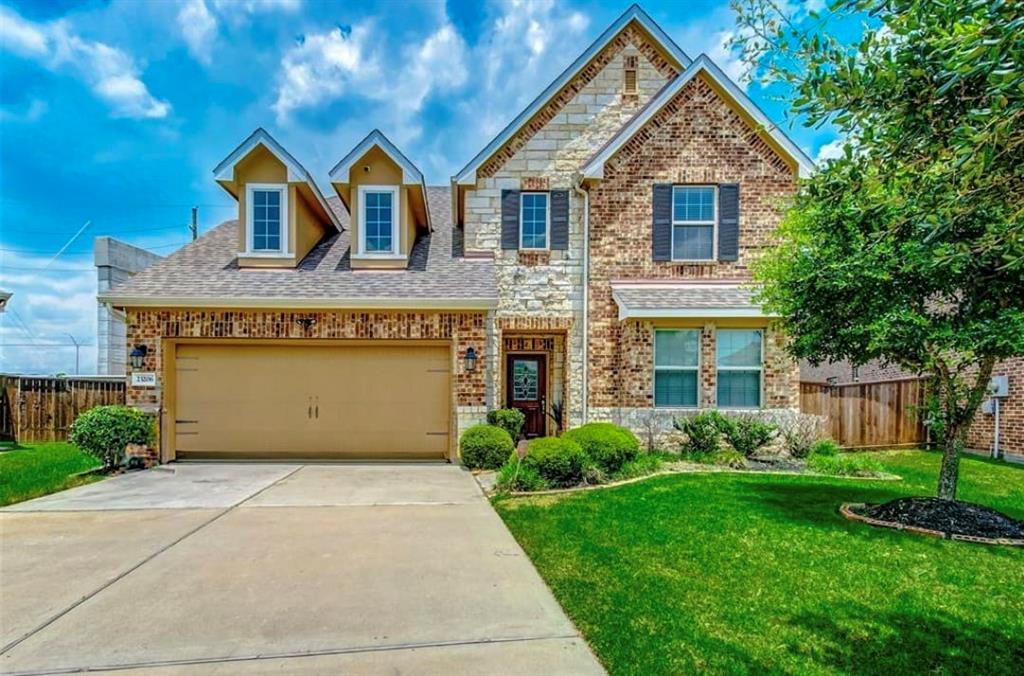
[213,128,341,268]
[329,130,431,270]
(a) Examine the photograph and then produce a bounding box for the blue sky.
[0,0,842,374]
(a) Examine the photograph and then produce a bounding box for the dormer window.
[246,183,288,255]
[358,185,400,256]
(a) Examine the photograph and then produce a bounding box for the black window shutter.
[501,190,520,250]
[652,184,673,261]
[718,184,740,262]
[550,190,569,250]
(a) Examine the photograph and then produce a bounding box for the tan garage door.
[173,342,450,460]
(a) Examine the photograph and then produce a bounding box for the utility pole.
[189,206,198,241]
[65,333,80,375]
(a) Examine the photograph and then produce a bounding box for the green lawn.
[0,442,102,506]
[495,451,1024,675]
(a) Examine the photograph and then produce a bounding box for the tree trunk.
[936,426,964,501]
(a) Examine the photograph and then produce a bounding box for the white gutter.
[98,295,498,311]
[103,301,127,323]
[573,178,590,424]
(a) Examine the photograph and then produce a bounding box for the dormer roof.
[329,129,425,185]
[212,127,342,230]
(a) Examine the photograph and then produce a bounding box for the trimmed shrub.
[562,422,640,474]
[486,408,526,441]
[809,439,841,457]
[496,454,549,492]
[69,405,153,470]
[807,452,883,477]
[673,411,728,455]
[722,414,777,457]
[459,424,515,470]
[523,436,587,487]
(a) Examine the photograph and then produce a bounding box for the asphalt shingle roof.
[103,187,496,306]
[611,283,763,313]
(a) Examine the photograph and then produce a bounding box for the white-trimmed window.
[246,184,287,254]
[654,329,700,407]
[716,329,763,408]
[358,185,400,255]
[520,192,549,250]
[672,185,716,261]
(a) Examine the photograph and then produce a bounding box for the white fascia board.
[328,129,425,185]
[98,294,498,311]
[582,55,815,179]
[452,4,692,186]
[212,127,342,231]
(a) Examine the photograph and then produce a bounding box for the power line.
[0,265,94,272]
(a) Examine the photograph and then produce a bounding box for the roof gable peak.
[453,4,691,186]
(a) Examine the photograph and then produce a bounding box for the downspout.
[573,177,589,424]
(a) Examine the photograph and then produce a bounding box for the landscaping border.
[840,502,1024,546]
[486,465,900,498]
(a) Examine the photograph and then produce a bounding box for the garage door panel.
[174,343,450,460]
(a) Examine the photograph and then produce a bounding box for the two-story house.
[100,5,813,463]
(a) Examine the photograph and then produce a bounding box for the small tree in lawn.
[731,0,1024,500]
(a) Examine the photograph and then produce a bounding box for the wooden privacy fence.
[800,378,928,449]
[0,374,126,443]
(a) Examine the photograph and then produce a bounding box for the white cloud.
[211,0,301,12]
[272,23,379,123]
[0,6,170,119]
[704,29,748,84]
[177,0,218,65]
[815,138,845,163]
[272,18,467,139]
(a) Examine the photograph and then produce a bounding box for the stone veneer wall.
[125,309,488,454]
[463,26,676,428]
[587,73,800,425]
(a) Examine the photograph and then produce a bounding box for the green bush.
[674,411,728,455]
[486,408,526,441]
[807,452,884,477]
[809,439,841,457]
[523,436,588,487]
[69,405,153,470]
[722,415,776,457]
[459,424,515,470]
[496,454,549,492]
[777,413,827,458]
[562,422,640,474]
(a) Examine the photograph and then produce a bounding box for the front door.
[506,355,547,438]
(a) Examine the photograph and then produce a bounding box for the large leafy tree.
[732,0,1024,499]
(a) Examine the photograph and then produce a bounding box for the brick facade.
[586,73,800,417]
[464,25,677,430]
[125,309,488,455]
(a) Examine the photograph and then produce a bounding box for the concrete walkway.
[0,464,604,675]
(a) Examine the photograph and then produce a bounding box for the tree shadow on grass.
[785,599,1023,675]
[734,478,909,529]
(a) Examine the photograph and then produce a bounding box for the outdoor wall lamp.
[464,346,478,372]
[129,345,148,369]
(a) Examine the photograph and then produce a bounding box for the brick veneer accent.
[521,177,550,191]
[496,316,573,332]
[125,309,488,434]
[587,73,799,410]
[478,22,679,179]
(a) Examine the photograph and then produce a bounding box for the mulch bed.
[847,497,1024,544]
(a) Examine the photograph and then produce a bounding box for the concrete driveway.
[0,464,603,675]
